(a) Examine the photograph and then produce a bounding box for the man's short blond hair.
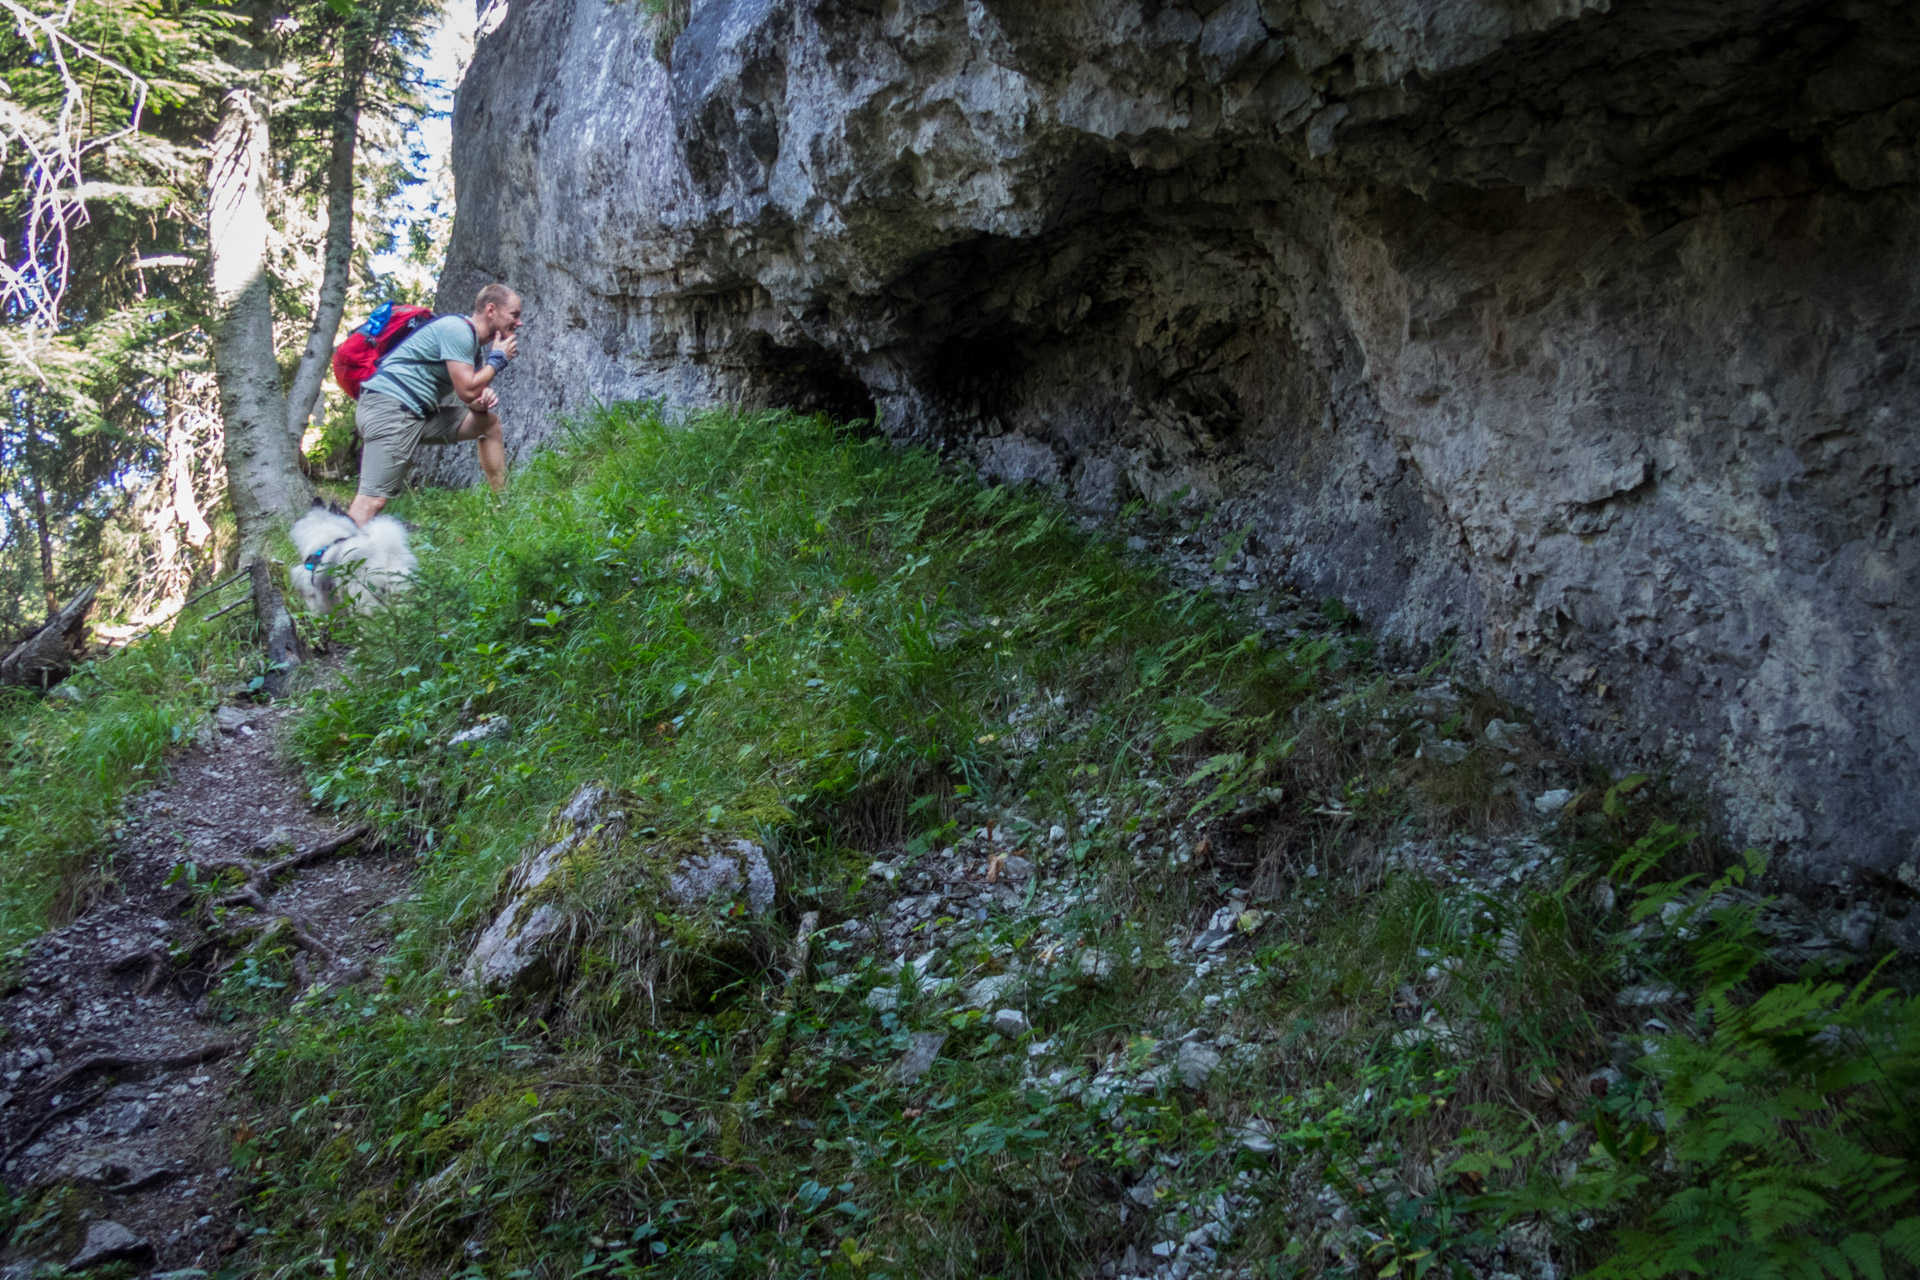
[474,282,519,313]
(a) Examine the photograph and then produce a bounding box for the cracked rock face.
[439,0,1920,887]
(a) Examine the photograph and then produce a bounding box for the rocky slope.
[433,0,1920,891]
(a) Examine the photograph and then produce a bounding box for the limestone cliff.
[435,0,1920,890]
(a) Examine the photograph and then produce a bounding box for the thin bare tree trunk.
[29,471,56,620]
[208,83,311,553]
[284,58,365,440]
[23,409,56,618]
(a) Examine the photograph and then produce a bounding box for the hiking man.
[346,283,523,526]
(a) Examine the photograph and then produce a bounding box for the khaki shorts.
[356,391,470,498]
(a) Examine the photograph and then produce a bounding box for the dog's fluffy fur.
[290,502,417,613]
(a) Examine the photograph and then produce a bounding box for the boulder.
[465,785,615,991]
[668,838,775,915]
[466,785,780,992]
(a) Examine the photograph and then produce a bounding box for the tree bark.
[207,83,310,554]
[25,427,56,619]
[247,557,306,697]
[283,59,365,440]
[0,582,96,688]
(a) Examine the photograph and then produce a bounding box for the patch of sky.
[367,0,474,297]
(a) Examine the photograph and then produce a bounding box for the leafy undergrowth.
[0,613,258,950]
[233,404,1918,1280]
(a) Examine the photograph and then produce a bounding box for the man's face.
[489,296,524,336]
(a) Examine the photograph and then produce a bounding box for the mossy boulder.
[465,783,776,995]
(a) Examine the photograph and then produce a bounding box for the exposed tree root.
[205,823,370,910]
[194,825,375,993]
[42,1041,242,1095]
[108,943,172,996]
[3,1086,108,1166]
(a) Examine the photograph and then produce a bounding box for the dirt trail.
[0,701,411,1276]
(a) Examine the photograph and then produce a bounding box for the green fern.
[1466,845,1920,1279]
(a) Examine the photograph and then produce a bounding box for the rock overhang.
[433,0,1920,890]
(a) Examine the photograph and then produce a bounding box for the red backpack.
[331,301,437,399]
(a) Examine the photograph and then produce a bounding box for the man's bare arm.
[447,330,518,404]
[446,360,496,405]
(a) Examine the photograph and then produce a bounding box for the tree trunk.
[0,582,97,689]
[247,558,307,697]
[25,429,56,620]
[284,59,365,440]
[208,83,310,554]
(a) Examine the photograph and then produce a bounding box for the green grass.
[0,611,259,950]
[166,402,1918,1279]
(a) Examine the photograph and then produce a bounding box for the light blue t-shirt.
[361,315,479,415]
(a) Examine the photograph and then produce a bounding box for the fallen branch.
[107,569,254,649]
[174,568,251,615]
[203,593,252,623]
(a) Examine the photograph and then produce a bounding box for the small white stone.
[1533,788,1575,814]
[966,973,1020,1009]
[1484,719,1525,753]
[1233,1119,1278,1154]
[991,1008,1029,1037]
[445,715,508,748]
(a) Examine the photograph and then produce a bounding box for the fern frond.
[1839,1232,1886,1280]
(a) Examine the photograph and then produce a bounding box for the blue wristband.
[485,349,510,372]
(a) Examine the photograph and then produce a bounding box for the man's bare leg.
[347,493,388,526]
[455,409,507,493]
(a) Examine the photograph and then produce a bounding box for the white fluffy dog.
[290,502,417,613]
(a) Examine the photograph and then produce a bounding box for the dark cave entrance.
[744,333,877,427]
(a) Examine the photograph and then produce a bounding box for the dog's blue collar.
[304,533,352,574]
